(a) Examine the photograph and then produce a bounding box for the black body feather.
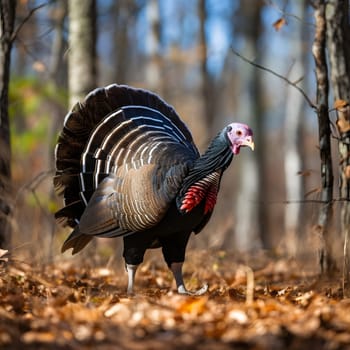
[54,84,234,278]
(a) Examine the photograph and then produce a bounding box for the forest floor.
[0,248,350,350]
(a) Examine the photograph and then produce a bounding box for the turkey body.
[54,84,254,295]
[123,198,206,264]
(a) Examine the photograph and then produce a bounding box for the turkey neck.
[178,132,233,199]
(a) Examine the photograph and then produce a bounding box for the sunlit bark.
[145,0,162,94]
[232,1,265,251]
[0,0,16,249]
[283,0,308,256]
[325,0,350,292]
[312,0,334,273]
[68,0,97,107]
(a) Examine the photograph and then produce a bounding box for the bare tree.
[283,1,308,256]
[198,0,214,129]
[312,0,335,273]
[0,0,16,249]
[111,1,132,85]
[325,0,350,292]
[68,0,97,107]
[232,0,265,251]
[145,0,162,94]
[49,0,68,87]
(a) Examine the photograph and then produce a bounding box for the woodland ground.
[0,249,350,350]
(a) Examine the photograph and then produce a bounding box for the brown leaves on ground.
[0,251,349,350]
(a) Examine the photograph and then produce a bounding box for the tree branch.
[14,170,54,207]
[13,170,55,225]
[312,0,335,273]
[266,0,315,27]
[10,2,48,43]
[230,45,318,110]
[261,197,350,205]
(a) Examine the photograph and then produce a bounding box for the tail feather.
[54,84,196,229]
[61,226,93,254]
[55,200,85,227]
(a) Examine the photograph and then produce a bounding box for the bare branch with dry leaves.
[10,2,48,43]
[230,46,317,110]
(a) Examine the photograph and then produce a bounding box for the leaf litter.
[0,250,350,349]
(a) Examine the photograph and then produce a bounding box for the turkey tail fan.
[54,84,198,228]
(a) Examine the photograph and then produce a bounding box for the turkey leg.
[126,264,139,294]
[161,232,208,295]
[170,262,208,296]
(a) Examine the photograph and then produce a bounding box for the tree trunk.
[198,0,214,129]
[325,0,350,293]
[312,0,335,273]
[231,0,265,251]
[66,0,97,258]
[284,70,305,256]
[0,0,16,249]
[68,0,97,107]
[111,0,131,84]
[283,0,308,256]
[145,0,162,94]
[49,0,68,87]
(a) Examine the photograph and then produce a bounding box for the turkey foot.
[171,262,209,296]
[177,283,208,296]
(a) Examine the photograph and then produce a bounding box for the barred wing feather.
[77,145,193,237]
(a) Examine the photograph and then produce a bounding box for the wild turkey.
[54,84,254,295]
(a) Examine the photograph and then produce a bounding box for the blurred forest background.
[1,0,348,273]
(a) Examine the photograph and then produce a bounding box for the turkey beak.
[242,137,255,151]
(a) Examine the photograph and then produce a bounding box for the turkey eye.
[236,130,242,136]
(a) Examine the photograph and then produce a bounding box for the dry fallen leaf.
[0,249,8,262]
[176,296,208,317]
[227,309,248,325]
[22,331,56,344]
[273,18,286,31]
[336,117,350,133]
[297,170,312,177]
[1,253,350,349]
[334,99,349,111]
[335,99,350,133]
[32,61,46,72]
